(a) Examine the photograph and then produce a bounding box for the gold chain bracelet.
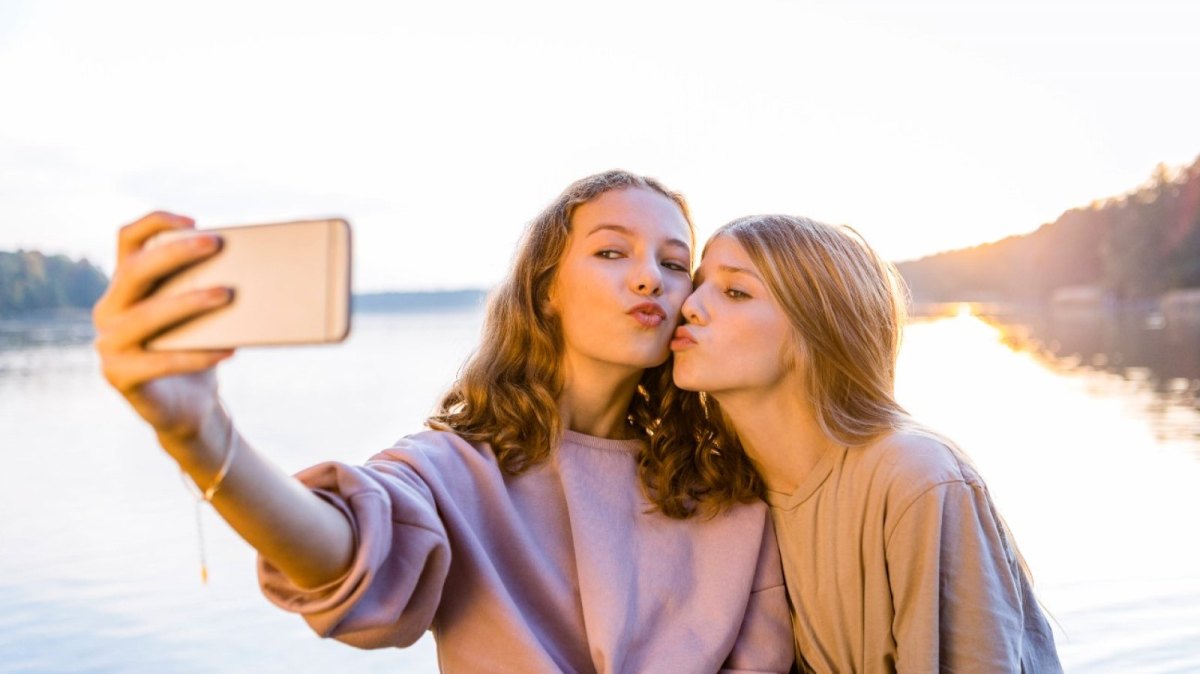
[180,398,237,584]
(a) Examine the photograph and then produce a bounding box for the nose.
[632,258,664,297]
[681,288,707,325]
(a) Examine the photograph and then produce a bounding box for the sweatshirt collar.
[763,444,841,510]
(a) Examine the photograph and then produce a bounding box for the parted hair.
[700,214,1040,583]
[427,170,763,518]
[641,215,912,515]
[715,214,911,447]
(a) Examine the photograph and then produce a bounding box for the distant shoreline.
[8,289,1198,325]
[0,291,490,346]
[352,289,488,313]
[0,290,490,322]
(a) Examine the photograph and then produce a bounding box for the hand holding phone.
[144,218,352,349]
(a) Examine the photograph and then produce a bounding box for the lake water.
[1,307,1198,673]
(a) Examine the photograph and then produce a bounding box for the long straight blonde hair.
[429,170,763,518]
[644,215,910,510]
[716,214,912,446]
[700,214,1040,582]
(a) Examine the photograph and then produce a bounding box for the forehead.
[694,234,763,284]
[571,187,692,247]
[699,235,753,269]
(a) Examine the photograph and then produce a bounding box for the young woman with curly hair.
[92,171,793,673]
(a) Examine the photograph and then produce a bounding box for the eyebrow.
[718,264,762,280]
[695,264,763,285]
[586,223,691,253]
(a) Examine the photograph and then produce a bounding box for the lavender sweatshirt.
[258,429,794,673]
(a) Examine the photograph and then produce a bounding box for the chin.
[638,351,671,370]
[598,345,668,371]
[671,362,704,392]
[634,336,672,361]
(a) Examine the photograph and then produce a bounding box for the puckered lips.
[627,302,667,328]
[670,325,697,351]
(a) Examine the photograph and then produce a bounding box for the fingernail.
[206,287,232,303]
[193,235,222,251]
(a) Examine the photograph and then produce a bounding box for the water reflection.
[912,303,1200,453]
[3,309,1199,672]
[0,312,94,350]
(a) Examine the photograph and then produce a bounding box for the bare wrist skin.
[157,401,355,588]
[157,399,232,484]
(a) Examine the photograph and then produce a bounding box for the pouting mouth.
[670,326,698,349]
[628,302,667,328]
[626,302,666,319]
[672,326,696,342]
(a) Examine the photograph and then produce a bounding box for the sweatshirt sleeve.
[885,480,1024,674]
[257,456,452,649]
[721,514,796,674]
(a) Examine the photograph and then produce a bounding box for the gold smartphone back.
[144,218,352,350]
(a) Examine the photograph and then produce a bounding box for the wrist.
[159,401,234,480]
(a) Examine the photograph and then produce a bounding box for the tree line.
[7,154,1200,315]
[0,251,109,318]
[897,154,1200,303]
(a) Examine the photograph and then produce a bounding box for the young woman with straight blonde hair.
[92,171,793,673]
[667,214,1061,673]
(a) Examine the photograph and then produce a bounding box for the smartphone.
[144,218,352,350]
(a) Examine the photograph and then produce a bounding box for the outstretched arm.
[93,211,354,588]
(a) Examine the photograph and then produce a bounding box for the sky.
[1,0,1198,291]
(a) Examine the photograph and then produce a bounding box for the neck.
[714,383,839,495]
[556,354,644,439]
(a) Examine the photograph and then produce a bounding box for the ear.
[541,273,559,318]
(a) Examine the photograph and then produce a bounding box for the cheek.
[741,336,786,376]
[555,293,594,337]
[664,278,693,315]
[716,314,794,380]
[549,260,592,315]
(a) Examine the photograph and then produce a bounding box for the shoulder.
[860,430,1007,542]
[390,429,491,454]
[367,429,502,477]
[858,429,984,502]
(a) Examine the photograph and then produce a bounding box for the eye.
[596,249,624,260]
[724,287,751,300]
[662,259,690,273]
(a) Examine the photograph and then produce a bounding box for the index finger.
[117,211,196,266]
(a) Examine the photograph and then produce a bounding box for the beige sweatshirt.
[766,432,1061,673]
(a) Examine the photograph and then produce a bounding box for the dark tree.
[898,154,1200,303]
[0,250,109,318]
